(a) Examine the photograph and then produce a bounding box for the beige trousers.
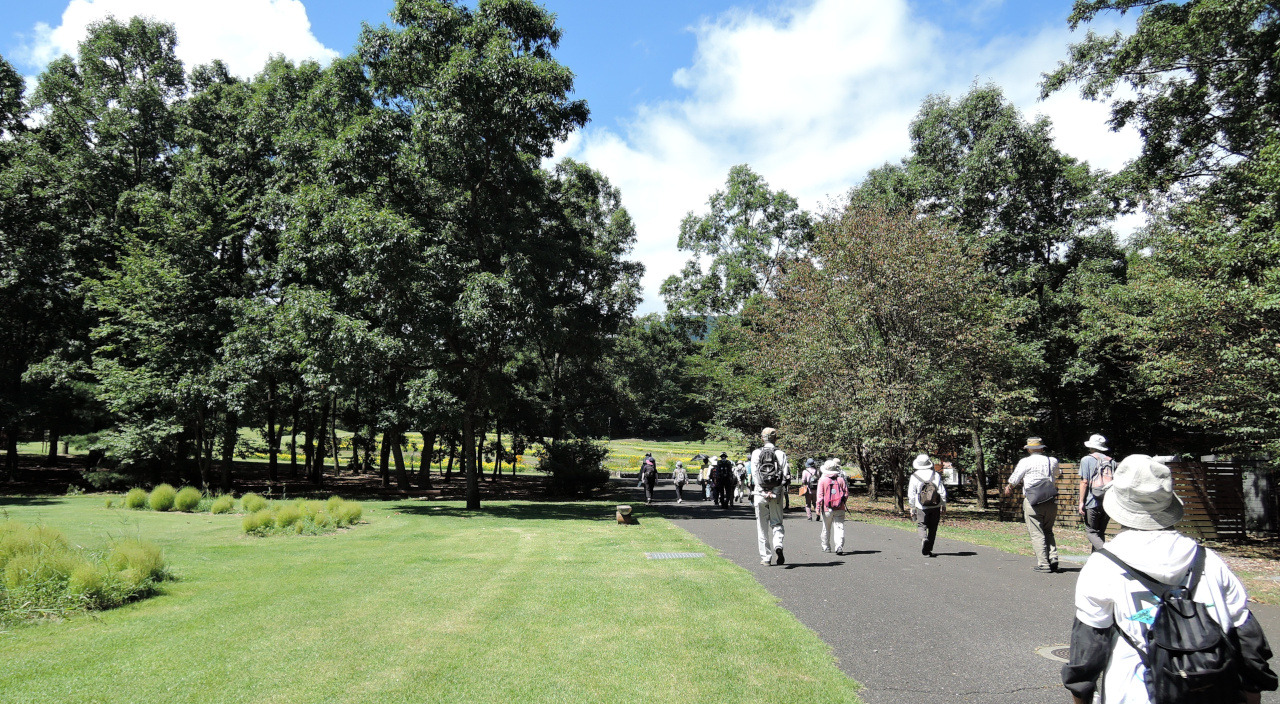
[1023,497,1059,568]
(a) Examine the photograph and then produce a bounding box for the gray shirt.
[1079,454,1104,509]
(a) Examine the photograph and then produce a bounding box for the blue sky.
[1,0,1138,313]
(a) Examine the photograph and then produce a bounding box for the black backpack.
[1098,546,1241,704]
[805,468,820,492]
[641,458,656,480]
[756,447,784,490]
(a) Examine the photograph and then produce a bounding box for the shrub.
[123,488,148,510]
[241,509,275,535]
[325,495,345,515]
[104,497,114,509]
[539,438,611,497]
[241,493,268,514]
[173,487,201,512]
[210,495,234,514]
[275,505,302,529]
[149,484,177,512]
[337,503,363,526]
[0,522,169,623]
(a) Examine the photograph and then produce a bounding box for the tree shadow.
[393,501,617,522]
[0,496,63,507]
[782,561,845,569]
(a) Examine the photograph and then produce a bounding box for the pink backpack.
[822,475,848,509]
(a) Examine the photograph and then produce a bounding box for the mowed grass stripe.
[0,497,861,704]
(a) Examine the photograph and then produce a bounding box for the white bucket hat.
[1102,454,1185,531]
[1084,434,1109,452]
[821,458,841,473]
[911,454,933,471]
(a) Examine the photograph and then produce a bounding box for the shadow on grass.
[0,496,64,507]
[394,502,616,522]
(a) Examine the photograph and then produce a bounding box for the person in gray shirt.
[1077,434,1114,553]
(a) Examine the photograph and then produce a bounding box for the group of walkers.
[637,427,1280,704]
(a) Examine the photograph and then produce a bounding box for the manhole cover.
[645,552,705,560]
[1036,644,1070,663]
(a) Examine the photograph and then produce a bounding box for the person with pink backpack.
[816,458,849,555]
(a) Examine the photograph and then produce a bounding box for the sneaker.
[1033,565,1053,573]
[760,557,771,566]
[835,549,843,556]
[921,542,929,556]
[1050,562,1060,573]
[775,547,785,565]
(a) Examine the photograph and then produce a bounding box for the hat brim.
[1103,489,1185,531]
[1024,443,1046,450]
[912,460,933,470]
[1084,441,1108,452]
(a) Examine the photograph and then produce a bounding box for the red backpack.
[823,475,848,509]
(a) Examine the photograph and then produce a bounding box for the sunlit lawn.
[0,495,861,704]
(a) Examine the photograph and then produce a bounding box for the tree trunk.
[971,425,987,510]
[392,431,410,491]
[330,396,340,478]
[3,424,17,482]
[379,432,391,489]
[476,413,487,482]
[289,403,299,478]
[893,459,905,513]
[266,384,278,484]
[303,408,315,479]
[464,412,480,509]
[494,424,502,477]
[220,411,238,494]
[419,430,436,489]
[46,431,59,467]
[862,446,877,502]
[445,434,456,483]
[313,399,329,486]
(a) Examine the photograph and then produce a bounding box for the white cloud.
[560,0,1142,314]
[17,0,338,77]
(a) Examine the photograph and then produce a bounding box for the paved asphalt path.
[637,481,1280,704]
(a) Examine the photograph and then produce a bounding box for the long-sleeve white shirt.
[1008,454,1061,489]
[749,444,789,496]
[907,469,947,510]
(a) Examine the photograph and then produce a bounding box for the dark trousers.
[915,507,941,555]
[643,481,655,503]
[1083,504,1109,552]
[674,482,684,501]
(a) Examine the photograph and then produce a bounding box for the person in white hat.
[750,427,789,566]
[1077,434,1116,553]
[1061,455,1277,704]
[907,453,946,557]
[816,458,848,554]
[1003,437,1062,572]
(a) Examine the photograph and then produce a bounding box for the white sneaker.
[760,557,771,565]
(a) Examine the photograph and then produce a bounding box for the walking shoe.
[1032,565,1053,573]
[760,557,771,566]
[774,547,785,565]
[835,549,843,556]
[921,542,929,556]
[1049,561,1060,573]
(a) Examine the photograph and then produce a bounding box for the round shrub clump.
[339,503,363,526]
[275,505,302,530]
[173,487,201,512]
[242,509,275,535]
[148,484,177,512]
[325,495,345,514]
[209,495,234,514]
[103,497,114,509]
[241,493,268,514]
[123,488,148,510]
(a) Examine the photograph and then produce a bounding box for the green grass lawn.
[0,496,861,704]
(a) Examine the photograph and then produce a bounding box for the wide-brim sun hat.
[1084,434,1109,452]
[821,458,841,472]
[1024,437,1046,450]
[1103,454,1185,531]
[912,454,933,471]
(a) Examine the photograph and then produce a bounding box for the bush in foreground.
[209,495,234,514]
[241,493,268,514]
[123,488,148,510]
[173,487,201,512]
[0,521,169,624]
[149,484,177,512]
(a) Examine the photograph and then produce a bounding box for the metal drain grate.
[1036,644,1071,663]
[645,552,706,560]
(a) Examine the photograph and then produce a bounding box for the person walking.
[800,458,820,521]
[1061,454,1278,704]
[1077,434,1115,553]
[672,461,687,503]
[700,456,713,501]
[750,427,790,566]
[907,454,946,557]
[640,453,658,505]
[1004,437,1062,572]
[816,458,848,555]
[714,453,734,508]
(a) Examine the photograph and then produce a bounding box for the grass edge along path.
[0,496,861,704]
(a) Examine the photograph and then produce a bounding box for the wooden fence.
[998,460,1248,540]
